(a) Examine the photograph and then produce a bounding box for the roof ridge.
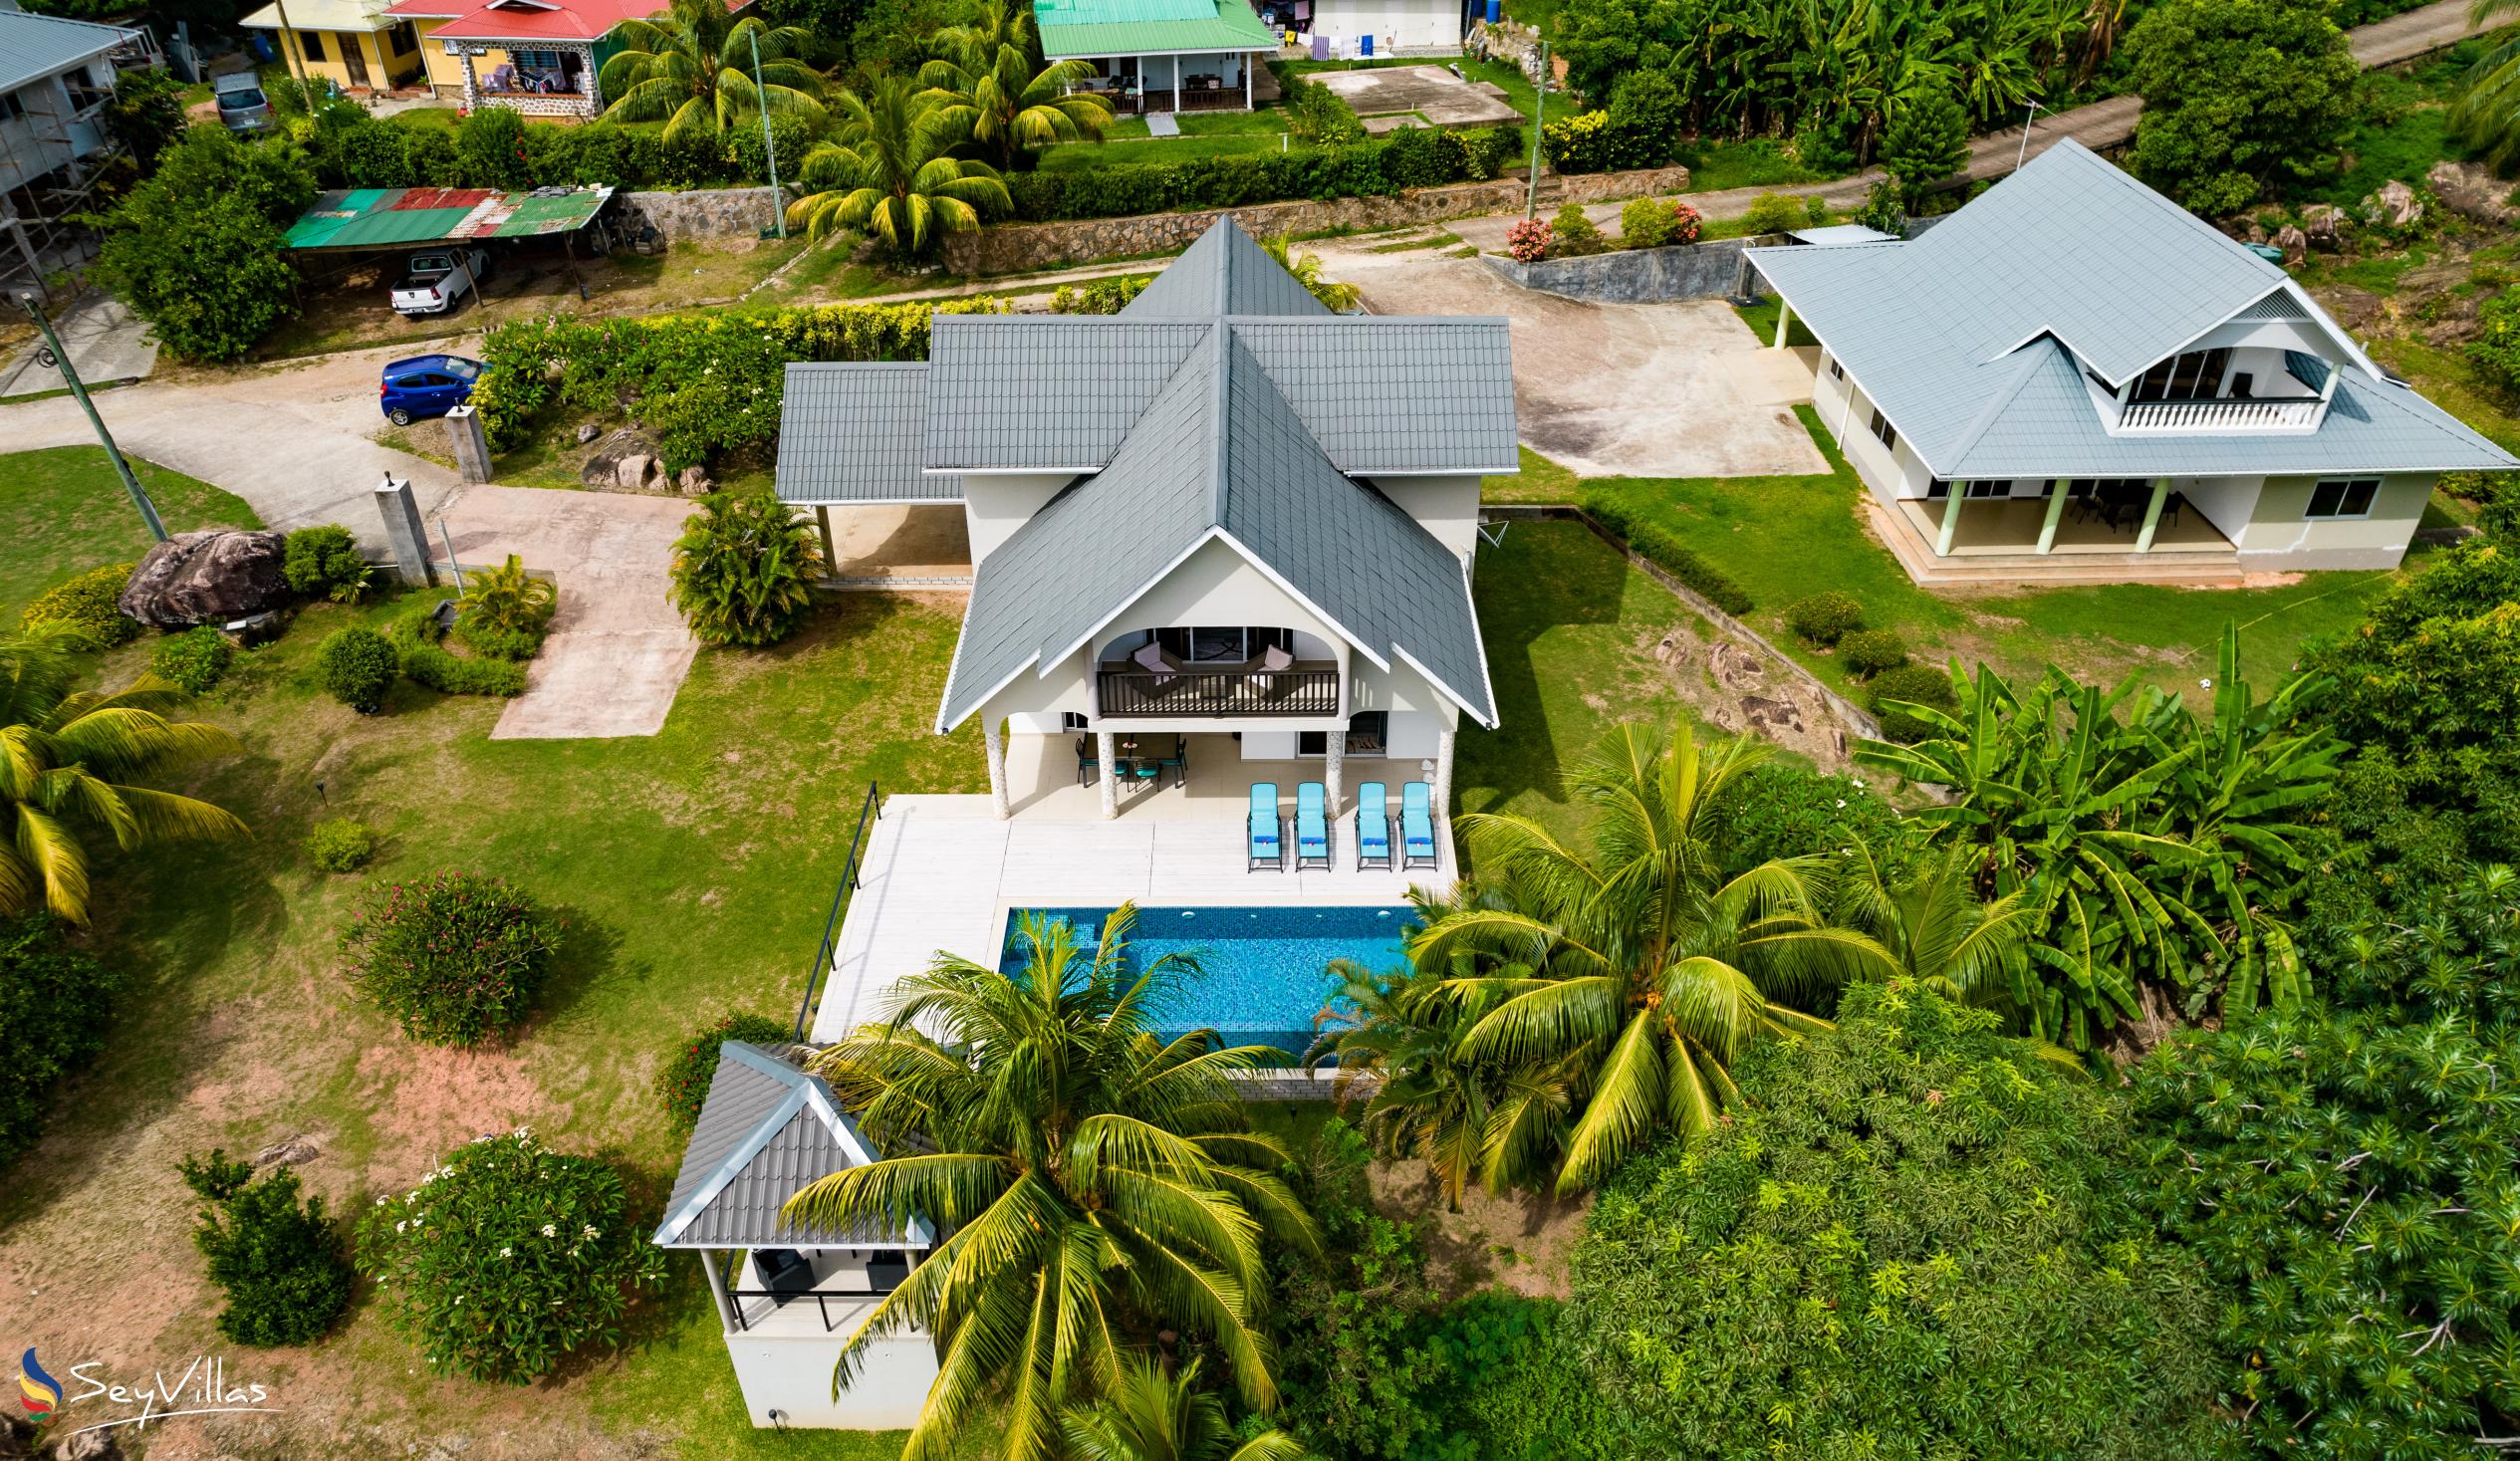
[1941,340,2063,470]
[1207,322,1231,525]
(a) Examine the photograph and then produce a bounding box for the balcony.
[1097,662,1341,717]
[2116,394,2324,433]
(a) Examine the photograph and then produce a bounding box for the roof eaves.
[651,1054,811,1246]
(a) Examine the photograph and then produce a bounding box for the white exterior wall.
[1312,0,1461,51]
[1815,354,1930,506]
[964,473,1083,565]
[725,1333,939,1430]
[2231,472,2432,570]
[1371,475,1482,556]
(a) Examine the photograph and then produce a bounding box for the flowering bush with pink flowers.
[1506,217,1552,263]
[340,871,561,1046]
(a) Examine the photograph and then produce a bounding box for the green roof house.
[1032,0,1278,113]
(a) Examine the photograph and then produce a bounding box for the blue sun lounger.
[1248,783,1283,871]
[1296,782,1330,869]
[1356,781,1391,869]
[1400,781,1437,869]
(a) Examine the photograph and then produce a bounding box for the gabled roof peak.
[1121,217,1334,322]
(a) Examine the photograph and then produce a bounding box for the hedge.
[386,603,527,697]
[1582,490,1755,613]
[470,299,1009,466]
[307,105,821,195]
[1003,124,1522,223]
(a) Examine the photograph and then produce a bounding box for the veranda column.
[1772,299,1792,350]
[2035,479,2068,554]
[983,716,1010,820]
[2134,478,2172,553]
[1173,55,1181,112]
[701,1251,738,1333]
[814,505,838,578]
[457,47,478,110]
[1098,730,1119,820]
[1244,53,1252,109]
[1433,728,1455,820]
[1325,728,1345,823]
[1935,486,1965,556]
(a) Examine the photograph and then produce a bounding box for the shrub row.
[388,606,529,698]
[304,101,817,195]
[471,299,1008,466]
[1002,124,1522,223]
[1582,489,1754,613]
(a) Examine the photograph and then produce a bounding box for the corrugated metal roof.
[0,9,135,94]
[1747,139,2515,480]
[239,0,398,31]
[1035,0,1276,58]
[284,186,614,249]
[777,364,956,504]
[652,1043,929,1250]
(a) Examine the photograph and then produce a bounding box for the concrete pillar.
[702,1250,738,1334]
[1173,55,1180,114]
[815,505,838,577]
[1433,728,1454,820]
[457,46,477,110]
[1935,486,1964,557]
[444,402,492,483]
[2134,478,2171,553]
[1325,727,1344,821]
[983,716,1009,820]
[1772,299,1792,350]
[1244,54,1252,109]
[373,474,434,586]
[2036,479,2067,554]
[1098,730,1118,820]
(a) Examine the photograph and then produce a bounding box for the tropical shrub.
[106,66,188,173]
[21,563,138,645]
[451,555,555,660]
[339,872,561,1046]
[93,127,316,362]
[357,1130,666,1382]
[1505,216,1551,263]
[1606,68,1685,166]
[1064,1356,1310,1461]
[1699,760,1905,878]
[1,624,247,923]
[1582,488,1754,612]
[385,606,529,697]
[1855,627,2344,1046]
[177,1149,355,1347]
[1786,590,1864,644]
[1048,274,1153,314]
[1836,625,1908,675]
[1535,981,2236,1460]
[282,524,366,599]
[999,126,1520,222]
[149,626,233,694]
[658,1011,793,1134]
[1882,90,1969,206]
[1853,176,1906,235]
[1865,660,1957,741]
[1284,73,1367,144]
[2472,293,2520,394]
[0,914,125,1165]
[303,819,378,873]
[1740,191,1804,235]
[1618,196,1698,248]
[316,626,397,711]
[1546,202,1608,258]
[2127,0,2360,215]
[668,490,826,647]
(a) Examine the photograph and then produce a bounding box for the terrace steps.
[1866,501,2249,589]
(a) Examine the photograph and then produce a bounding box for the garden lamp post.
[17,291,166,543]
[749,29,786,241]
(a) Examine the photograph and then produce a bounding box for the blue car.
[378,354,483,426]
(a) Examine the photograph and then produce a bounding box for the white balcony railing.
[2116,395,2325,433]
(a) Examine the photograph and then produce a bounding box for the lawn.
[1037,131,1301,169]
[1104,108,1291,139]
[1,445,261,622]
[0,446,984,1456]
[1678,137,1828,194]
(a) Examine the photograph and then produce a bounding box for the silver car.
[213,73,271,131]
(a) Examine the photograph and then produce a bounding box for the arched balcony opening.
[1095,625,1342,718]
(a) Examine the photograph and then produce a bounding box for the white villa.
[1746,139,2516,585]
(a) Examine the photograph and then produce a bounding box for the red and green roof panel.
[284,185,615,250]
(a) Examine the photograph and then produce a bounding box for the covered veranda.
[1059,49,1278,112]
[1895,481,2239,558]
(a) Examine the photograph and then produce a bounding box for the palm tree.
[787,77,1012,257]
[1259,234,1359,313]
[1,622,248,923]
[917,4,1113,172]
[2455,0,2520,169]
[1412,720,1894,1194]
[1827,842,2042,1015]
[1061,1355,1310,1461]
[1305,950,1569,1211]
[597,0,824,144]
[784,907,1321,1461]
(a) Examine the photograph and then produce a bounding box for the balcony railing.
[1097,662,1341,717]
[2118,395,2324,433]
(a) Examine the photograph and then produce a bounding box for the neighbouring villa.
[1748,138,2517,585]
[1033,0,1280,114]
[375,0,741,112]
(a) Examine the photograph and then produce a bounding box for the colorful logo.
[17,1348,61,1424]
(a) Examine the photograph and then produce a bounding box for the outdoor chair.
[1076,736,1099,787]
[1356,782,1392,869]
[1400,781,1437,869]
[1248,783,1284,871]
[1158,736,1187,789]
[1296,783,1330,869]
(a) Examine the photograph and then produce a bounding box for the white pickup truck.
[390,247,492,317]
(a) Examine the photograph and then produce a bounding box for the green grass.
[1732,300,1816,348]
[1037,131,1299,168]
[1105,108,1291,139]
[2367,337,2520,456]
[1678,138,1826,193]
[1,446,262,622]
[1482,443,1579,503]
[386,106,462,130]
[1459,56,1543,120]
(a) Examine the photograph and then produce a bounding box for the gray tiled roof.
[1747,139,2516,479]
[922,318,1212,471]
[652,1044,929,1250]
[0,10,130,96]
[1231,319,1519,474]
[1123,215,1333,321]
[777,364,959,504]
[935,327,1496,732]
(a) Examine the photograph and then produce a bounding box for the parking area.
[1320,245,1828,480]
[1312,65,1521,130]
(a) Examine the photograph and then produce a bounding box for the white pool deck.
[807,741,1458,1043]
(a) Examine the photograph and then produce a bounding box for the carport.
[281,184,618,300]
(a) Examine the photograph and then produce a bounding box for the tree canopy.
[2125,0,2360,215]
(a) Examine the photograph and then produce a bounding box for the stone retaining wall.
[616,186,787,241]
[1556,164,1694,203]
[1483,232,1790,304]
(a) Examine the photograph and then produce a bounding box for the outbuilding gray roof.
[1746,139,2517,479]
[776,363,956,504]
[0,9,132,95]
[652,1043,931,1250]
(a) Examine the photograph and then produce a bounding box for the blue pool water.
[999,905,1418,1053]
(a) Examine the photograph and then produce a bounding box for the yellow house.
[377,1,501,100]
[238,0,427,93]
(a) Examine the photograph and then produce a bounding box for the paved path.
[1453,0,2493,249]
[0,295,158,398]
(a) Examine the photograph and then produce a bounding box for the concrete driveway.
[432,485,699,740]
[1322,244,1825,480]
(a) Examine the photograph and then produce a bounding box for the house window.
[2306,478,2381,519]
[1297,714,1386,758]
[2133,347,2234,402]
[1828,357,1845,381]
[1926,480,2011,500]
[512,48,563,68]
[1061,711,1089,731]
[1152,626,1293,664]
[0,92,24,122]
[302,30,329,61]
[1868,409,1897,453]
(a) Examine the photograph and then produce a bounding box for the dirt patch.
[359,1043,560,1191]
[1651,620,1861,770]
[1368,1159,1591,1300]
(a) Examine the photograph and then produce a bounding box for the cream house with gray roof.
[1747,139,2514,584]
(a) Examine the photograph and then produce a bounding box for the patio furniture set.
[2069,481,2185,534]
[1077,735,1186,791]
[1247,780,1436,872]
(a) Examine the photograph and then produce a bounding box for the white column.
[1244,53,1252,109]
[2134,478,2172,553]
[1433,729,1455,820]
[1772,299,1792,350]
[1325,727,1344,822]
[702,1251,738,1334]
[1098,730,1118,820]
[1935,487,1964,557]
[2035,479,2067,554]
[1173,55,1181,113]
[983,716,1010,820]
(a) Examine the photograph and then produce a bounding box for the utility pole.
[750,28,786,240]
[271,0,311,95]
[1524,40,1548,220]
[19,292,165,543]
[2014,101,2043,172]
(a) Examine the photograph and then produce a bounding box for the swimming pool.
[999,904,1418,1053]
